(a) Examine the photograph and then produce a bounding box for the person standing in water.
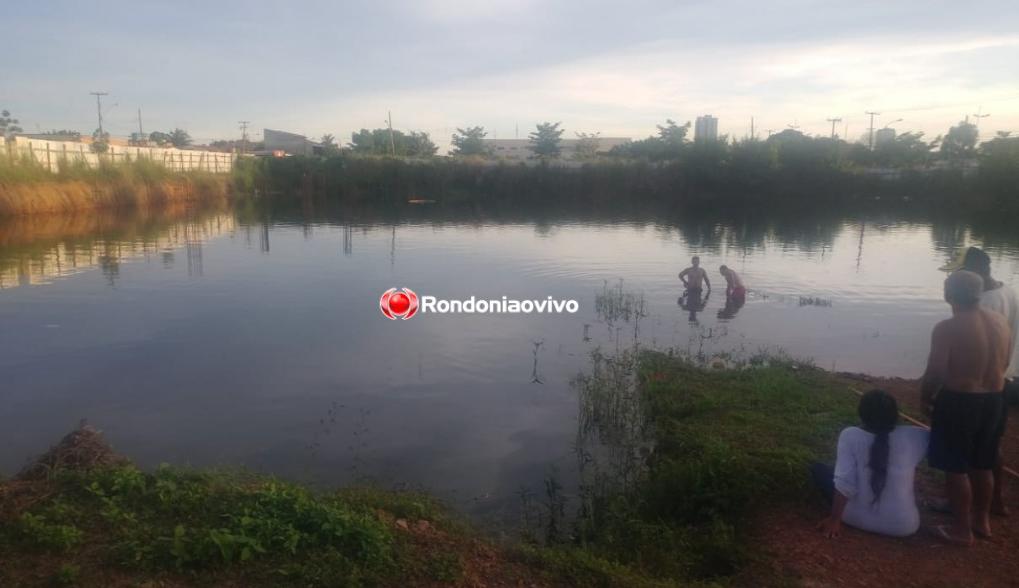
[922,270,1012,545]
[719,265,746,304]
[679,256,711,295]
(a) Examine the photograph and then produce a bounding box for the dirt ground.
[752,374,1019,588]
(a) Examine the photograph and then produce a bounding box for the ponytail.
[868,429,891,506]
[858,390,898,507]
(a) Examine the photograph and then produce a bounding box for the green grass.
[568,351,858,583]
[0,466,407,586]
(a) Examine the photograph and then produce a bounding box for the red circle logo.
[380,288,419,320]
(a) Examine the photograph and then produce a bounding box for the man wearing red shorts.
[719,265,746,304]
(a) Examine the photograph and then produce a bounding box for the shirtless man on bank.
[922,270,1013,545]
[679,256,711,295]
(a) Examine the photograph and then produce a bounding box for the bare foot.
[930,524,974,546]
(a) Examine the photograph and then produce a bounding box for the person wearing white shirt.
[815,390,930,538]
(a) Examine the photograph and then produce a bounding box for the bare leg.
[945,472,975,543]
[992,450,1010,516]
[970,469,994,537]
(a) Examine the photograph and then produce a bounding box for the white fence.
[0,136,238,174]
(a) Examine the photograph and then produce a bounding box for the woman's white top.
[834,425,930,537]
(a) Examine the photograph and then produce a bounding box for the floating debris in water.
[798,296,833,307]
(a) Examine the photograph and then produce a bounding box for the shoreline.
[2,361,1017,586]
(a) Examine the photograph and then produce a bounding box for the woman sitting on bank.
[815,390,930,538]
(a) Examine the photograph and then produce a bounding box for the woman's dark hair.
[858,389,899,506]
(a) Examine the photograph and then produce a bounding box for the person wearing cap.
[922,270,1011,545]
[953,246,1019,515]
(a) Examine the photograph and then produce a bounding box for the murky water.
[2,204,1018,525]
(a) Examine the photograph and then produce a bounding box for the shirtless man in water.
[679,256,711,294]
[719,265,746,304]
[922,270,1013,545]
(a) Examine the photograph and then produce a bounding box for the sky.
[6,0,1019,152]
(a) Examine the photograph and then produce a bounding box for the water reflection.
[678,289,710,323]
[0,206,234,289]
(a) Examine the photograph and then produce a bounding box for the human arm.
[819,429,857,538]
[818,492,850,538]
[679,268,690,288]
[921,323,949,415]
[703,272,712,293]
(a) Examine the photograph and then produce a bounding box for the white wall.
[2,136,238,174]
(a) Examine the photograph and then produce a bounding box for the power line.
[238,121,250,154]
[387,110,395,156]
[90,91,109,135]
[826,117,843,139]
[865,111,880,150]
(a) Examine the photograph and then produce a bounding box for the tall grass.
[230,152,1015,213]
[0,153,230,215]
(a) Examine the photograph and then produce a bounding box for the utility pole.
[766,129,774,138]
[750,116,755,140]
[238,121,250,155]
[865,111,880,150]
[387,110,395,156]
[826,117,842,139]
[515,123,519,140]
[90,91,109,135]
[137,108,144,138]
[971,112,990,129]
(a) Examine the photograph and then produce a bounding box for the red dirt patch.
[752,375,1019,588]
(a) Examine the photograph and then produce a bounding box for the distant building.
[17,132,82,142]
[263,129,321,156]
[875,128,896,147]
[694,116,719,142]
[482,137,631,161]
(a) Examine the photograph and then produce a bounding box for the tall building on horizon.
[695,115,719,142]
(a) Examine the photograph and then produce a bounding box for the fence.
[0,136,239,174]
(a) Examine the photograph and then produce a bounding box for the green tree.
[529,122,564,158]
[451,126,489,156]
[1,109,23,138]
[320,133,341,156]
[168,128,192,148]
[656,119,690,146]
[574,132,601,160]
[940,120,978,160]
[405,131,438,157]
[871,132,937,167]
[349,128,436,157]
[978,131,1019,200]
[149,131,172,147]
[90,129,110,153]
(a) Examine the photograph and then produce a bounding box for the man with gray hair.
[922,270,1012,545]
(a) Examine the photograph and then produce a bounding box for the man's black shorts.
[929,390,1003,473]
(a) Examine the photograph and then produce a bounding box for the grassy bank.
[0,356,861,587]
[0,156,231,216]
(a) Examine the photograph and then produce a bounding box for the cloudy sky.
[7,0,1019,151]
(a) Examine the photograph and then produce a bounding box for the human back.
[936,306,1011,394]
[836,425,929,536]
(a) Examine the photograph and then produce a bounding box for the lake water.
[2,204,1018,526]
